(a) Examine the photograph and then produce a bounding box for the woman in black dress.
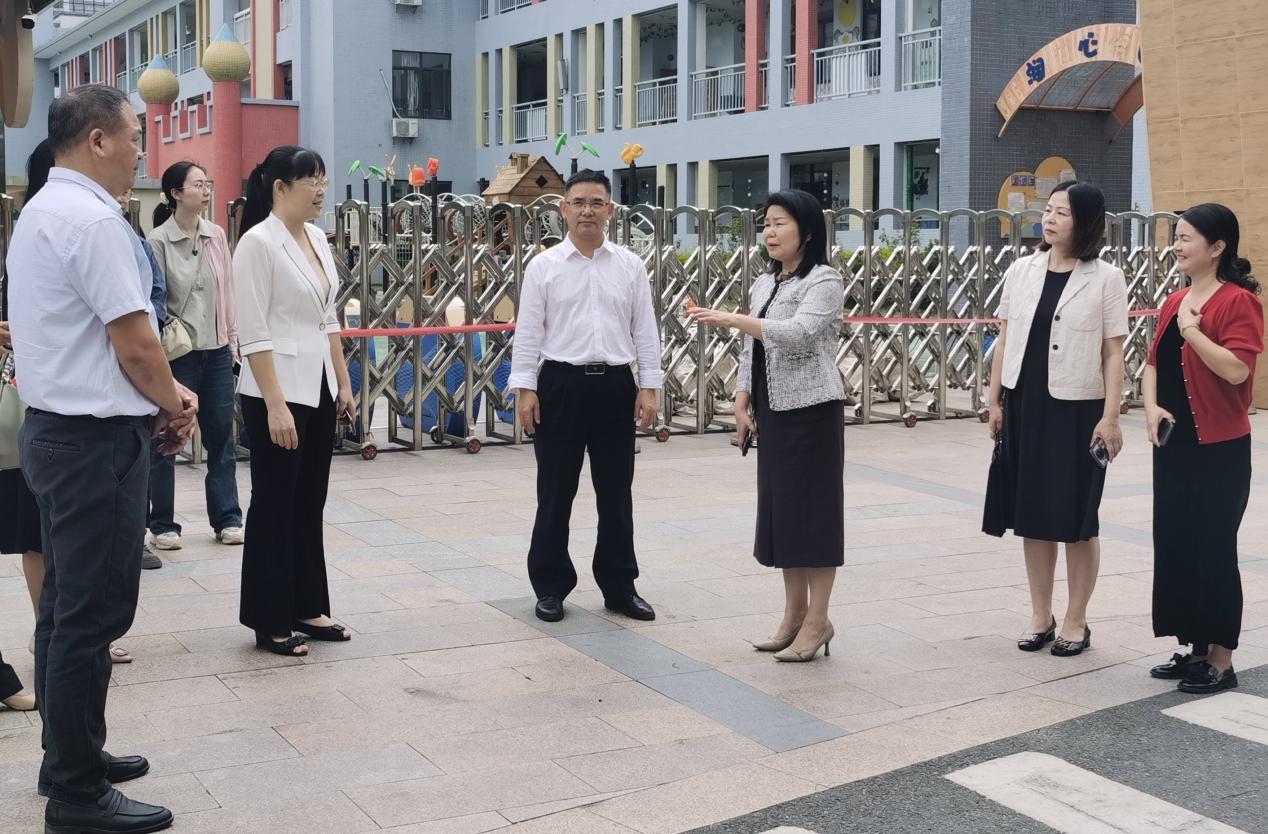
[688,190,845,663]
[1144,204,1261,694]
[983,181,1129,657]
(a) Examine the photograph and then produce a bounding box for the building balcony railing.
[179,40,200,74]
[482,110,490,147]
[614,86,623,130]
[233,9,251,51]
[812,39,881,101]
[572,92,588,134]
[53,0,114,17]
[498,0,538,11]
[163,48,177,73]
[480,0,489,18]
[496,107,504,144]
[900,27,942,90]
[512,99,548,143]
[634,76,677,127]
[758,59,770,109]
[279,0,292,30]
[115,69,130,93]
[783,55,796,105]
[690,63,745,119]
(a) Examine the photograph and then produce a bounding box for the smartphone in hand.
[1157,417,1175,447]
[740,431,754,456]
[1089,439,1110,469]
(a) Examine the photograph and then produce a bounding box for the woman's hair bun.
[1233,257,1253,276]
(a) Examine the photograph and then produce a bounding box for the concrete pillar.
[475,52,488,148]
[196,0,208,64]
[145,102,165,177]
[546,33,561,139]
[501,45,516,146]
[744,0,766,112]
[252,0,275,98]
[877,142,897,218]
[585,23,602,134]
[768,153,787,197]
[621,14,639,130]
[489,50,500,146]
[656,164,677,209]
[765,0,790,109]
[676,0,693,125]
[849,144,875,230]
[697,158,716,209]
[603,20,617,131]
[794,0,816,106]
[210,79,243,226]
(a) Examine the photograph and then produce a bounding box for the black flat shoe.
[292,620,352,642]
[254,632,307,656]
[535,596,564,622]
[1017,617,1057,652]
[1051,625,1091,657]
[1177,662,1238,694]
[38,753,148,798]
[1150,652,1206,680]
[604,594,656,621]
[45,786,173,834]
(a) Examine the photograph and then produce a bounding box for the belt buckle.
[584,363,605,375]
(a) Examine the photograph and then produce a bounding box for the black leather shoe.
[45,786,173,834]
[1150,652,1206,680]
[39,753,150,797]
[1051,625,1091,657]
[535,596,564,622]
[1177,662,1238,694]
[604,594,656,621]
[1017,617,1057,652]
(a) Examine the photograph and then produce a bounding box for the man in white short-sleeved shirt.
[7,84,195,834]
[510,169,662,624]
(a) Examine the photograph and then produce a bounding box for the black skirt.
[0,467,41,555]
[1152,317,1248,650]
[752,342,845,568]
[982,269,1106,543]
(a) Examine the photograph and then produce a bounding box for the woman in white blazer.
[982,181,1128,658]
[233,146,356,656]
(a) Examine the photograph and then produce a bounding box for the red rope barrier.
[341,323,516,338]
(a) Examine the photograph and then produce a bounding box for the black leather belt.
[545,360,624,376]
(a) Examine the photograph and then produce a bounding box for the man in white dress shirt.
[7,84,195,834]
[511,170,662,623]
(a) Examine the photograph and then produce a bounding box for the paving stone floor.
[1,413,1266,833]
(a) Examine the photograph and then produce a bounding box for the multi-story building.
[5,0,1144,232]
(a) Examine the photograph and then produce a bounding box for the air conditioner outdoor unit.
[395,0,422,7]
[391,118,419,139]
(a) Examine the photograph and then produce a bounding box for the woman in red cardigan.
[1143,203,1263,695]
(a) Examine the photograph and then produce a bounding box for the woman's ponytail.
[1230,257,1259,295]
[237,145,326,237]
[152,196,174,229]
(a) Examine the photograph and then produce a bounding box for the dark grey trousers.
[20,408,151,804]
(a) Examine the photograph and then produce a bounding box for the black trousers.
[238,383,335,635]
[0,650,22,700]
[19,409,151,804]
[527,361,639,601]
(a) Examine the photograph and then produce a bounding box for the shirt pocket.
[272,338,298,356]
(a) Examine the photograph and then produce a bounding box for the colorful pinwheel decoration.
[553,133,600,175]
[621,142,644,205]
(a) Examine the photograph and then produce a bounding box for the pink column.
[794,0,817,106]
[145,103,166,177]
[744,0,766,112]
[210,80,244,227]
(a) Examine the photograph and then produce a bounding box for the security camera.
[21,13,37,29]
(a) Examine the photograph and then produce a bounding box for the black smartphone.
[1089,439,1109,469]
[1157,417,1175,447]
[740,431,754,456]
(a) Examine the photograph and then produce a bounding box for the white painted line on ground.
[945,751,1247,834]
[1162,692,1268,746]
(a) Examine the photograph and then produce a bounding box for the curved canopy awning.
[996,22,1144,141]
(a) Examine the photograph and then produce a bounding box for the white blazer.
[233,214,341,407]
[996,250,1129,400]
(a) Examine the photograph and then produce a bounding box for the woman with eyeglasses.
[233,146,356,656]
[146,161,244,552]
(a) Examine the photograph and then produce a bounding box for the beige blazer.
[232,214,341,407]
[996,250,1128,400]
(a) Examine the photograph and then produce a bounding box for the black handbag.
[981,413,1013,538]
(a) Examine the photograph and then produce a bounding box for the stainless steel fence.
[0,192,1184,459]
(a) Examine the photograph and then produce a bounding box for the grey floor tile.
[559,630,708,680]
[642,670,846,753]
[335,520,430,546]
[430,566,527,601]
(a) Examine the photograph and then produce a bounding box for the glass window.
[392,51,452,120]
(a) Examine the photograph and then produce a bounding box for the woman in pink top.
[146,161,243,551]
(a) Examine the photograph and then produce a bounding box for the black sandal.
[255,632,308,656]
[292,620,352,642]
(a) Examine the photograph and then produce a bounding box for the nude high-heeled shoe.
[2,689,36,711]
[752,625,801,652]
[774,623,835,662]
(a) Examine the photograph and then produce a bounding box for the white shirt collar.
[46,167,120,210]
[558,234,614,261]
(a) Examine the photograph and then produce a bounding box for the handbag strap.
[166,236,207,322]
